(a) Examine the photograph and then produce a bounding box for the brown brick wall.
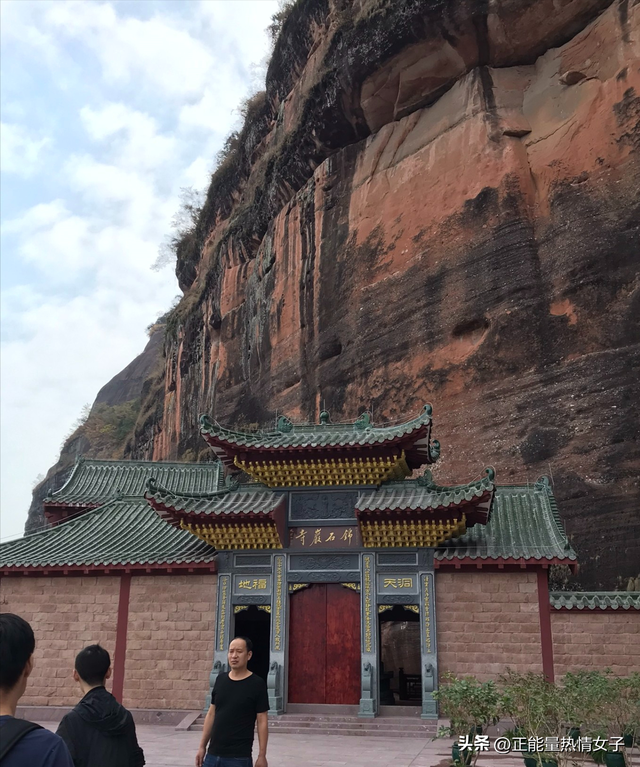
[552,610,640,677]
[0,576,119,706]
[123,574,217,710]
[435,571,543,680]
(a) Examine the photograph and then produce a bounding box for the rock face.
[46,0,639,588]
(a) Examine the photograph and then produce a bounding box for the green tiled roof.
[435,480,576,564]
[200,404,436,452]
[145,480,284,518]
[0,499,216,570]
[45,458,221,507]
[550,592,640,610]
[357,470,495,512]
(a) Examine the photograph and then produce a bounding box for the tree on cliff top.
[153,187,204,271]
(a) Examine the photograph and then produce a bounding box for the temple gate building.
[1,406,638,724]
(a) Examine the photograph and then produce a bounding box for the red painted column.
[112,573,132,703]
[537,569,555,682]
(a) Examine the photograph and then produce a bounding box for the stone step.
[189,722,435,738]
[189,713,437,737]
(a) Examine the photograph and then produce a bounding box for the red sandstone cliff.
[43,0,640,588]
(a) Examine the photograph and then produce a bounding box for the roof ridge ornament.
[429,440,441,462]
[417,470,435,487]
[354,412,371,430]
[534,475,552,492]
[147,477,160,496]
[319,410,331,425]
[277,415,293,433]
[485,467,496,482]
[224,473,239,491]
[199,413,213,429]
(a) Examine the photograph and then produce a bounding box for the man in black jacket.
[56,644,145,767]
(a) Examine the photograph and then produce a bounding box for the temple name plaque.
[289,525,361,549]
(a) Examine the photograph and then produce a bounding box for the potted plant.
[434,673,502,766]
[575,671,640,767]
[500,671,570,767]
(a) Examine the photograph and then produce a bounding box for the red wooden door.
[288,584,361,704]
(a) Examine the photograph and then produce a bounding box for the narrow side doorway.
[233,605,271,681]
[378,605,421,706]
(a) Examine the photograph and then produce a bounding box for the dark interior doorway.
[378,605,421,706]
[233,605,270,681]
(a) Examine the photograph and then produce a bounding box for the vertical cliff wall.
[43,0,639,588]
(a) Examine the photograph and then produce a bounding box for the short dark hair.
[75,644,111,685]
[0,614,35,691]
[231,636,253,652]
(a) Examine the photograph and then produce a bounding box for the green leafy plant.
[575,671,640,766]
[434,673,501,766]
[500,671,582,767]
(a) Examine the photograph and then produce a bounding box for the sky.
[1,0,280,541]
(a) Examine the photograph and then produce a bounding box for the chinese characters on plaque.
[383,578,413,588]
[376,574,418,594]
[233,575,271,594]
[238,578,268,590]
[289,525,361,549]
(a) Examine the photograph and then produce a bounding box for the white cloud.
[1,283,173,539]
[80,103,176,172]
[11,207,92,278]
[45,2,216,98]
[1,199,68,235]
[178,155,213,190]
[0,122,50,176]
[1,0,280,543]
[0,1,62,71]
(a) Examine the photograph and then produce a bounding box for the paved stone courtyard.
[41,723,640,767]
[37,723,551,767]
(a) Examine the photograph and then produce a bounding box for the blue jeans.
[203,756,252,767]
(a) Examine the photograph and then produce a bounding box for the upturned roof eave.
[199,405,434,452]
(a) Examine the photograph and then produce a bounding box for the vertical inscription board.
[362,554,373,653]
[423,573,432,654]
[273,555,284,651]
[218,575,230,652]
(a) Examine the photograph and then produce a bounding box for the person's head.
[0,614,35,700]
[73,644,112,689]
[228,636,252,671]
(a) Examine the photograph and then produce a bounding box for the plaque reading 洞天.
[289,525,361,549]
[376,574,418,594]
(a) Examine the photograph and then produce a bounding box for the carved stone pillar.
[205,560,232,708]
[419,553,438,719]
[359,552,377,717]
[268,553,287,714]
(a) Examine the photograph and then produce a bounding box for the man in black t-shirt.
[195,636,269,767]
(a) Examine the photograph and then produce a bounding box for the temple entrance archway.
[233,605,271,681]
[288,584,361,704]
[378,605,421,706]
